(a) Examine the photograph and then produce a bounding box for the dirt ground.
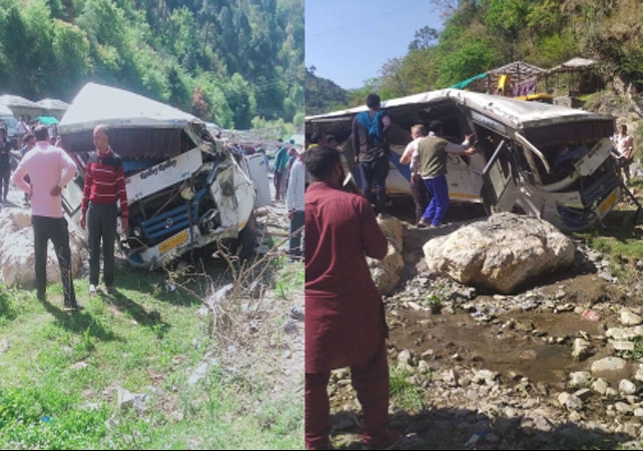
[326,205,643,450]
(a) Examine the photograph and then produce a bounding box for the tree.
[192,86,208,117]
[51,20,90,98]
[408,26,439,51]
[436,38,498,88]
[224,73,256,129]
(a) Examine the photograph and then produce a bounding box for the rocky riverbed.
[329,235,643,450]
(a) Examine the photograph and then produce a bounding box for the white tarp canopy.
[0,94,41,109]
[0,104,13,116]
[59,82,203,134]
[306,88,613,131]
[37,98,70,111]
[0,95,43,117]
[547,58,597,74]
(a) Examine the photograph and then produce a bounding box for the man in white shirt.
[400,124,431,224]
[16,115,28,148]
[286,149,305,258]
[612,124,635,185]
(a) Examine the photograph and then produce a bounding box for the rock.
[520,417,535,435]
[283,320,299,335]
[634,408,643,418]
[116,387,136,411]
[591,378,609,396]
[607,327,643,341]
[621,309,643,327]
[70,361,88,371]
[422,213,576,294]
[568,371,592,389]
[620,379,638,395]
[613,341,636,352]
[442,369,460,387]
[574,388,592,400]
[205,284,234,310]
[591,357,628,377]
[397,349,415,367]
[606,387,620,399]
[572,338,593,361]
[568,411,583,422]
[369,216,405,295]
[615,402,634,415]
[0,208,86,288]
[188,362,209,386]
[473,369,498,385]
[533,415,554,433]
[558,392,583,410]
[635,365,643,383]
[417,360,431,374]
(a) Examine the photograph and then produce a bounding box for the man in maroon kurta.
[305,145,398,450]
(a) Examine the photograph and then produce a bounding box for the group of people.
[10,124,128,311]
[0,115,61,205]
[273,138,306,258]
[304,93,480,450]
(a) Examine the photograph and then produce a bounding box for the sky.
[305,0,444,90]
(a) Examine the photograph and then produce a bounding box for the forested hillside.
[0,0,304,129]
[344,0,643,104]
[304,67,349,116]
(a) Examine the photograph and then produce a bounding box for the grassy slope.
[0,258,303,449]
[574,178,643,260]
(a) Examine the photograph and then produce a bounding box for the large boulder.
[368,216,404,296]
[0,208,86,289]
[422,213,576,294]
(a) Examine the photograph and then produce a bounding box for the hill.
[0,0,304,129]
[304,67,350,116]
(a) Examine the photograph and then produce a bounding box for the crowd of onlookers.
[272,138,305,259]
[0,115,59,205]
[0,114,59,150]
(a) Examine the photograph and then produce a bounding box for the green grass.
[273,256,305,300]
[575,179,643,264]
[0,258,303,450]
[389,366,426,412]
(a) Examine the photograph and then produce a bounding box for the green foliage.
[305,68,350,116]
[0,262,302,449]
[273,258,304,301]
[483,0,530,40]
[0,0,303,128]
[530,31,578,69]
[389,366,426,412]
[633,336,643,360]
[346,0,643,99]
[425,294,444,314]
[0,386,110,449]
[436,38,499,88]
[0,284,18,325]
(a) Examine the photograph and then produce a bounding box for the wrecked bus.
[306,89,628,231]
[59,83,263,269]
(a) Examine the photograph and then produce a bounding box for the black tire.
[216,211,258,260]
[237,211,258,260]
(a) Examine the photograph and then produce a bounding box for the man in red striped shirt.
[79,125,128,295]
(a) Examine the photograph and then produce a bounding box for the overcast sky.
[305,0,444,90]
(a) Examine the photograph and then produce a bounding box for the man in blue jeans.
[352,93,391,217]
[411,120,477,227]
